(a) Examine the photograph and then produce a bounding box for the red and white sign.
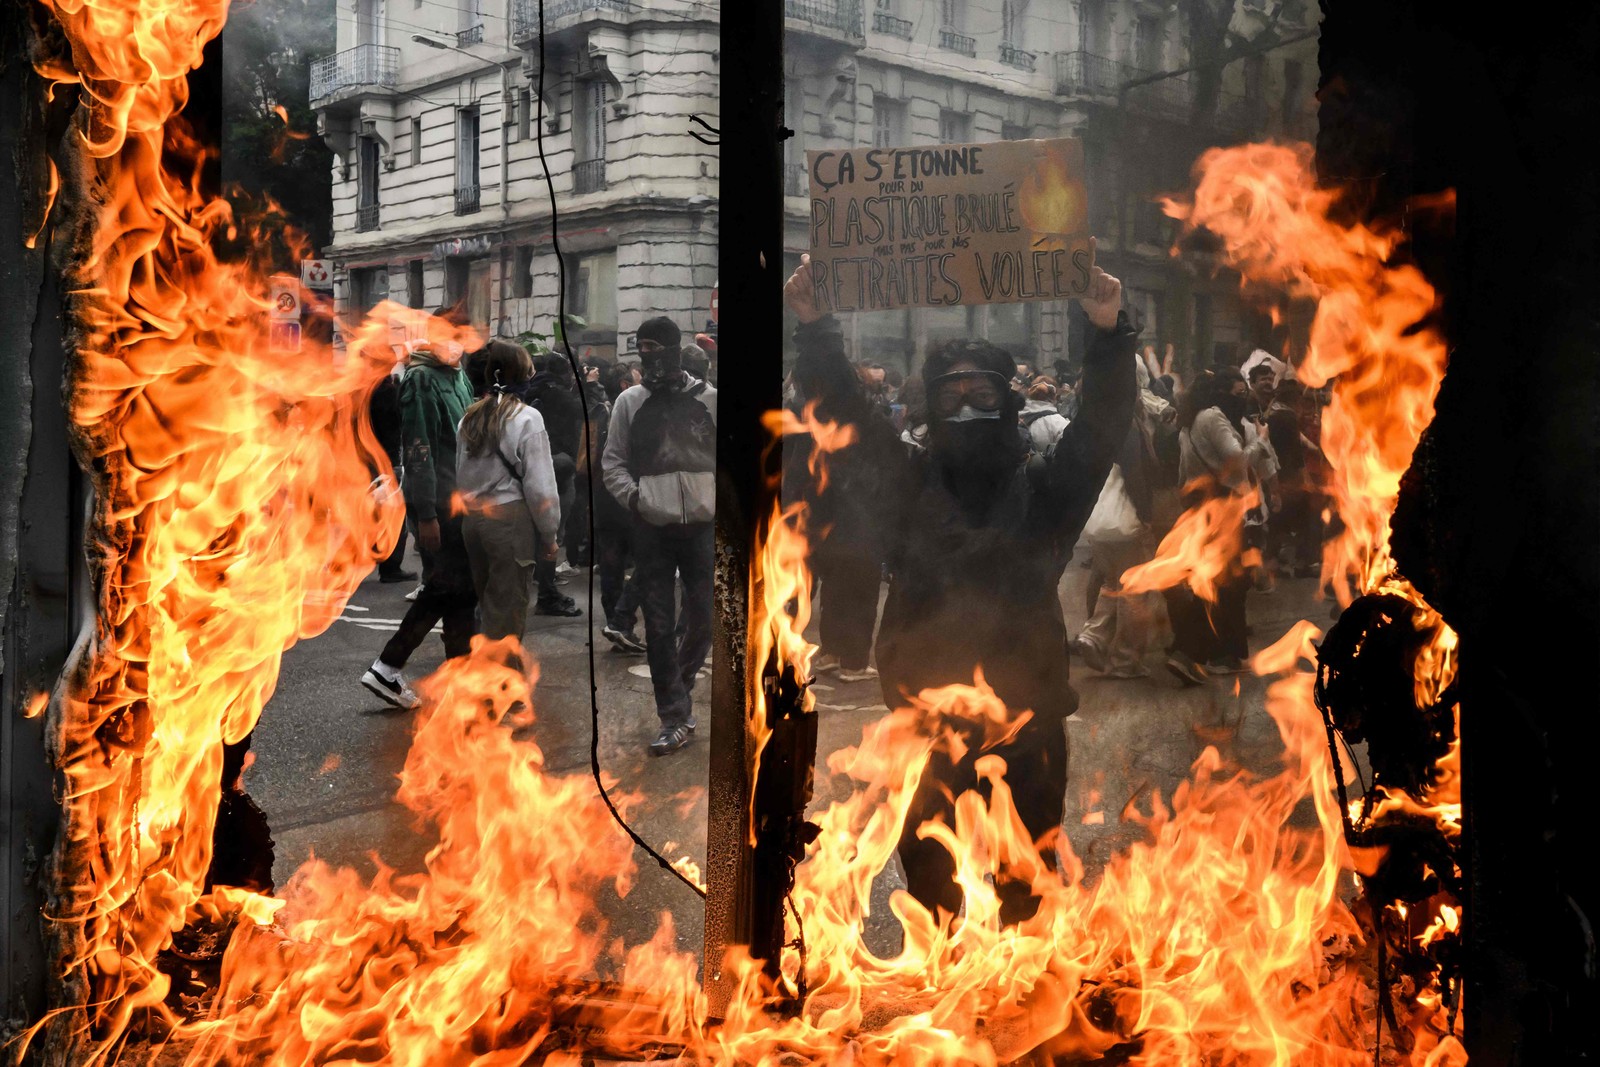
[269,275,302,322]
[301,259,333,290]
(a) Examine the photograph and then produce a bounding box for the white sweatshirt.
[454,403,562,542]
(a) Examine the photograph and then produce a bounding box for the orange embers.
[30,0,410,1058]
[182,639,704,1065]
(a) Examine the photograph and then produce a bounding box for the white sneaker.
[812,653,841,675]
[361,666,420,710]
[555,561,578,576]
[404,582,423,602]
[836,665,879,683]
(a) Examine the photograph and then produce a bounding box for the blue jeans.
[633,521,713,728]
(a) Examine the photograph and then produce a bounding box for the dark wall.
[1319,4,1600,1064]
[0,3,82,1031]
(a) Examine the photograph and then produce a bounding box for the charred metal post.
[704,0,788,1016]
[1,7,86,1035]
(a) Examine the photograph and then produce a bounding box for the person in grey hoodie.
[455,340,563,649]
[601,316,717,756]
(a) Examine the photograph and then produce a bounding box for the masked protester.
[783,251,1136,925]
[601,316,718,756]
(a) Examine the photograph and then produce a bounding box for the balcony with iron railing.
[938,28,976,58]
[871,11,913,39]
[786,0,864,41]
[356,203,380,233]
[573,158,607,194]
[455,185,481,216]
[511,0,631,44]
[310,43,400,104]
[457,23,485,46]
[999,43,1036,71]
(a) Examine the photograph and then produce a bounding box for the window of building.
[356,136,380,231]
[350,266,386,314]
[356,0,378,47]
[1135,16,1161,71]
[939,109,970,145]
[1001,0,1021,47]
[875,0,897,12]
[518,88,533,142]
[940,0,964,32]
[785,79,807,195]
[456,107,481,214]
[407,259,425,308]
[1002,121,1029,141]
[410,116,423,166]
[1245,54,1266,99]
[873,97,904,148]
[573,78,608,192]
[514,246,534,299]
[558,250,617,333]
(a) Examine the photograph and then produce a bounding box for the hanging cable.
[533,0,706,901]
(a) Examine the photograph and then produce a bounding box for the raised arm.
[784,254,879,426]
[1040,256,1139,535]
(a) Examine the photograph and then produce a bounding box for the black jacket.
[518,373,584,459]
[793,314,1137,721]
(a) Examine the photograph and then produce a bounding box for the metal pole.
[703,0,785,1018]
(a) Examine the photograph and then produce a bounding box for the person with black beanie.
[601,315,718,756]
[783,250,1136,926]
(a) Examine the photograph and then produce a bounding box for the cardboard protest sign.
[806,138,1092,314]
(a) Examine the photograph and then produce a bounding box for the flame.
[1121,480,1257,600]
[1017,146,1088,248]
[26,0,408,1057]
[27,0,1467,1054]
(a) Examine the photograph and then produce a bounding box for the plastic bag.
[1084,464,1144,544]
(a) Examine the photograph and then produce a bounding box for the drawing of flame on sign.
[1018,147,1088,251]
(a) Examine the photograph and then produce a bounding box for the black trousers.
[1166,565,1250,663]
[596,516,640,630]
[897,711,1068,925]
[813,551,881,670]
[634,521,713,728]
[379,515,477,667]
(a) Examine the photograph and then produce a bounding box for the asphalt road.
[246,540,1334,970]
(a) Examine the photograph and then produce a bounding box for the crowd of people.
[359,308,722,758]
[353,267,1329,791]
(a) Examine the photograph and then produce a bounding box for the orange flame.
[27,0,405,1057]
[28,0,1466,1054]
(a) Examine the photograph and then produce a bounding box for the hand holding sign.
[784,254,824,324]
[1078,237,1123,332]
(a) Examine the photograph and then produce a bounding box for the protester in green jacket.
[361,331,478,710]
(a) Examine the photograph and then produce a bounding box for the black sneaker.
[379,568,419,584]
[1165,653,1209,687]
[649,720,696,757]
[536,597,583,617]
[1073,636,1109,675]
[602,624,647,654]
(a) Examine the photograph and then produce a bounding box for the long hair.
[1176,369,1220,431]
[459,340,535,458]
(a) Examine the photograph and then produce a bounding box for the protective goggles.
[929,370,1010,419]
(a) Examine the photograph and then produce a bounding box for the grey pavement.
[247,540,1333,972]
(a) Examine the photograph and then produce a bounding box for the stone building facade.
[313,0,721,359]
[783,0,1320,375]
[313,0,1316,368]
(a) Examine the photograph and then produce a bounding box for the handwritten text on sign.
[807,138,1091,313]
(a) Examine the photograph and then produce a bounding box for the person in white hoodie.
[1019,376,1071,455]
[455,340,563,647]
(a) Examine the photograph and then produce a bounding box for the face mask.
[641,348,682,389]
[944,405,1002,424]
